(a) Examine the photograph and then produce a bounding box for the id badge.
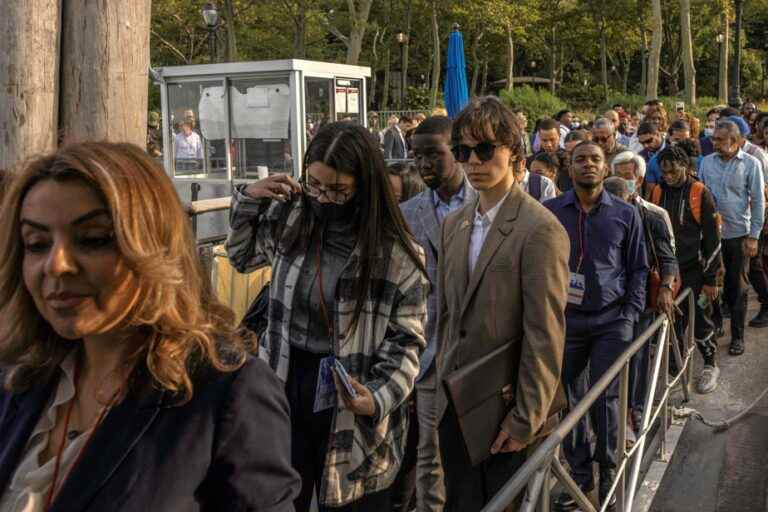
[568,272,586,306]
[313,356,338,413]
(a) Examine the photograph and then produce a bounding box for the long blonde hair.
[0,142,252,399]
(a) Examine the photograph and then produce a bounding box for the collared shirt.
[468,191,510,274]
[174,131,203,160]
[520,170,557,203]
[743,140,768,183]
[635,196,676,251]
[431,182,467,224]
[545,189,649,320]
[699,150,766,239]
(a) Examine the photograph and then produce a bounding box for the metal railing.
[483,288,697,512]
[368,109,431,131]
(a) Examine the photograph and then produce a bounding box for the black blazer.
[0,357,300,512]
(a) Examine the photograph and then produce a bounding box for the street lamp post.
[729,0,744,108]
[202,3,219,64]
[396,32,408,109]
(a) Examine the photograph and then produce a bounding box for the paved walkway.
[645,292,768,512]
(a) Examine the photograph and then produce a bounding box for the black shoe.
[748,305,768,328]
[729,338,745,356]
[599,467,617,510]
[553,482,594,511]
[715,325,726,339]
[722,303,730,318]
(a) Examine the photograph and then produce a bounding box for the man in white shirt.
[174,121,204,163]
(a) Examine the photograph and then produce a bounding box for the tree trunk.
[429,1,440,109]
[346,0,373,65]
[382,45,391,110]
[292,0,307,58]
[600,20,609,102]
[0,0,61,170]
[224,0,238,61]
[719,12,729,103]
[59,1,151,148]
[680,0,696,106]
[481,60,489,95]
[369,28,381,108]
[550,27,557,94]
[506,25,514,93]
[470,30,484,96]
[640,30,648,98]
[646,0,663,100]
[622,55,630,94]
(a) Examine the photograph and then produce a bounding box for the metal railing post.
[190,182,201,237]
[615,365,629,512]
[686,291,696,398]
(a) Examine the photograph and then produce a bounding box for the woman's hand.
[335,374,376,417]
[244,174,302,202]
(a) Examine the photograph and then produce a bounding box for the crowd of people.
[0,94,766,512]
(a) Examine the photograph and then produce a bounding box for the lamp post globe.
[202,3,219,63]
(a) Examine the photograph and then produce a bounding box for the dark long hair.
[301,122,427,331]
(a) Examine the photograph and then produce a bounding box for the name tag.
[313,356,338,413]
[568,272,586,305]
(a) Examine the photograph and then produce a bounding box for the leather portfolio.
[443,342,518,467]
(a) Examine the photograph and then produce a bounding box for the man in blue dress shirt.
[546,141,649,512]
[699,119,765,355]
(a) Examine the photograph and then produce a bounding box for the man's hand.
[490,430,526,455]
[335,374,376,417]
[744,237,759,258]
[657,287,675,316]
[702,284,719,302]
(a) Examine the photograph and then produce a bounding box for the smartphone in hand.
[333,359,358,399]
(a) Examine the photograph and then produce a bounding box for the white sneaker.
[696,365,719,394]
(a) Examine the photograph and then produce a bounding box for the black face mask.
[308,195,358,223]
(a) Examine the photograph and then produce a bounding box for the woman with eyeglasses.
[225,122,429,511]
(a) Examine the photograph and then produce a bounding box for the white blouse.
[0,353,93,512]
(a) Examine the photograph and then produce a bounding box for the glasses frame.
[452,142,501,163]
[303,176,354,204]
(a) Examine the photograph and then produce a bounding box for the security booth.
[155,59,370,319]
[155,59,370,208]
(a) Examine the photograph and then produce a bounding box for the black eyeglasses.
[452,142,500,163]
[304,177,353,204]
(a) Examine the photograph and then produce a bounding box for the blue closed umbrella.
[444,23,470,119]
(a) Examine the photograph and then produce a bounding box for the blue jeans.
[562,307,634,489]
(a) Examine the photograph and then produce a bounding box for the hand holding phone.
[333,359,358,399]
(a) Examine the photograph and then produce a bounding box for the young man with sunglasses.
[591,117,629,166]
[435,96,570,511]
[545,141,648,512]
[398,116,477,512]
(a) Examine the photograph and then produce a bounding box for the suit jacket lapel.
[417,194,441,254]
[50,379,164,512]
[460,187,522,319]
[0,376,57,495]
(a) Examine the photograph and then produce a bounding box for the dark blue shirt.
[544,189,649,321]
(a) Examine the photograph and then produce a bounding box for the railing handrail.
[482,288,694,512]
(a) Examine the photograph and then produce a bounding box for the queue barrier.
[482,288,697,512]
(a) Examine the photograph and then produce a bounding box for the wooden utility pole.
[59,1,152,149]
[0,1,61,170]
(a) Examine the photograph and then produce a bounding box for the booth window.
[229,76,293,179]
[334,78,363,124]
[305,77,332,143]
[167,80,227,179]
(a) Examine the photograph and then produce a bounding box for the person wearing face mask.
[226,122,430,511]
[607,154,678,434]
[398,115,477,512]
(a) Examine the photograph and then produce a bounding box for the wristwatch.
[660,283,674,291]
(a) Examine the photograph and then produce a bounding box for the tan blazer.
[435,184,570,445]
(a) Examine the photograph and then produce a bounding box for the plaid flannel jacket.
[225,185,428,507]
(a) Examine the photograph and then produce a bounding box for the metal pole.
[729,0,744,108]
[208,27,217,63]
[400,42,407,109]
[616,365,629,512]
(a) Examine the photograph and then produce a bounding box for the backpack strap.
[689,180,704,225]
[649,183,662,206]
[529,173,542,201]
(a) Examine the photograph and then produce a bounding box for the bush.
[499,85,569,123]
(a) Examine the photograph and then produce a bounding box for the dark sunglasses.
[452,142,500,163]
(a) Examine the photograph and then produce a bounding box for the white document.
[347,88,359,113]
[198,84,290,140]
[335,87,348,113]
[246,87,269,108]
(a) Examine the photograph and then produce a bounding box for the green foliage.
[500,86,569,122]
[406,86,441,110]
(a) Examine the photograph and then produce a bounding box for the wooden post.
[58,1,152,148]
[0,0,61,170]
[646,0,663,100]
[680,0,696,106]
